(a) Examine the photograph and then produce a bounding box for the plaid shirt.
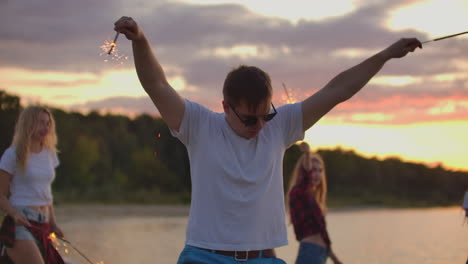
[288,167,331,248]
[0,216,65,264]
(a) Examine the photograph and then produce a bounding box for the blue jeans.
[13,206,49,241]
[177,245,286,264]
[295,242,329,264]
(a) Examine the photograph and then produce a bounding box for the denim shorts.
[12,206,49,241]
[295,242,329,264]
[177,245,287,264]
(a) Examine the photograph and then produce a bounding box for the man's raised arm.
[114,16,185,132]
[301,38,422,131]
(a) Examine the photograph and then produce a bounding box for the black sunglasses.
[229,103,277,127]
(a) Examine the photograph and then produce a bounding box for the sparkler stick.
[107,32,120,55]
[57,237,96,264]
[282,82,291,103]
[29,226,97,264]
[421,31,468,44]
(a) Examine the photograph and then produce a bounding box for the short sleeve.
[170,99,212,146]
[0,147,17,175]
[274,102,304,147]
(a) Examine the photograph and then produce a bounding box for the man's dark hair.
[223,65,272,111]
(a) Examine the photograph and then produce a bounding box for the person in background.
[463,189,468,221]
[465,190,468,264]
[0,106,64,264]
[288,142,342,264]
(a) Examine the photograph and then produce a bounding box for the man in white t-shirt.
[114,16,422,263]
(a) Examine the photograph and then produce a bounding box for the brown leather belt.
[197,247,276,261]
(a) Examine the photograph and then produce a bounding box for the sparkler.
[56,236,96,264]
[107,32,120,55]
[39,229,100,264]
[282,82,297,104]
[421,31,468,44]
[282,82,291,103]
[100,33,128,65]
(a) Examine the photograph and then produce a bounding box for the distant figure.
[288,142,342,264]
[463,190,468,219]
[114,15,421,263]
[0,106,64,264]
[465,192,468,264]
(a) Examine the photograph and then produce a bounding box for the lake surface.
[54,205,467,264]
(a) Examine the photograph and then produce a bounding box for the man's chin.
[246,130,259,138]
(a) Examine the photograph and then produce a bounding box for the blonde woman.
[288,142,342,264]
[0,106,64,264]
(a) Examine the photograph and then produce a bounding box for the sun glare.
[0,67,145,106]
[370,75,422,87]
[214,45,260,58]
[350,112,395,122]
[305,121,468,170]
[387,0,468,37]
[332,48,379,59]
[427,100,465,115]
[168,76,188,91]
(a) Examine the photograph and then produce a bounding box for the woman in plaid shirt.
[288,142,342,264]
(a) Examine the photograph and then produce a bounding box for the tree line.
[1,90,467,206]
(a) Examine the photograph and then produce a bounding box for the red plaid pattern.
[0,216,65,264]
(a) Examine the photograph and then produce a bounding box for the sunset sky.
[1,0,467,170]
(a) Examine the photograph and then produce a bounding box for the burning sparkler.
[99,32,128,65]
[107,32,120,55]
[47,231,104,264]
[422,30,468,44]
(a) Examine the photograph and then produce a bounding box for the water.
[55,205,467,264]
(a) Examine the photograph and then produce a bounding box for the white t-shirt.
[171,99,304,251]
[0,146,59,206]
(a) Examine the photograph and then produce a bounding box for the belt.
[197,247,276,261]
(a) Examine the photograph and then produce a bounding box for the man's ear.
[222,100,230,113]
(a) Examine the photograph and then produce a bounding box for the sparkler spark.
[99,34,128,66]
[46,231,104,264]
[29,227,106,264]
[107,32,120,55]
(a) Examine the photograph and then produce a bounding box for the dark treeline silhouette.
[1,90,467,206]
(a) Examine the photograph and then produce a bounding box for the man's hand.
[114,16,144,41]
[380,38,422,60]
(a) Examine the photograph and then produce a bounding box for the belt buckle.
[234,251,249,262]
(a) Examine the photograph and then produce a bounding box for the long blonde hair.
[11,106,58,171]
[287,152,328,213]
